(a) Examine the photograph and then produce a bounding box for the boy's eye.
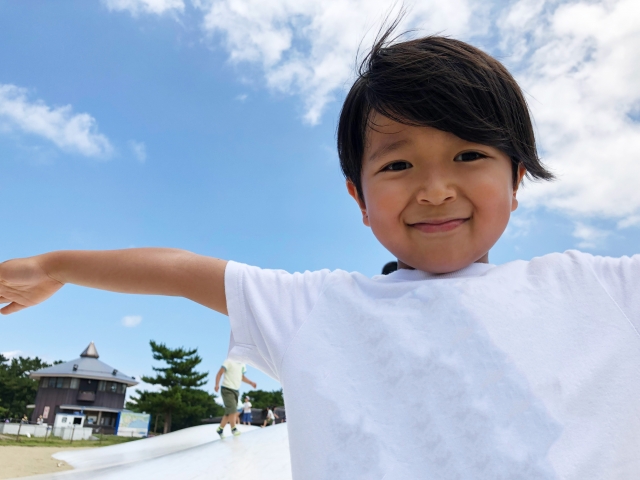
[454,151,486,162]
[382,161,412,172]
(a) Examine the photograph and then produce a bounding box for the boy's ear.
[346,180,370,227]
[511,164,527,212]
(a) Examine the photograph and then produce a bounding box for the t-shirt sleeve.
[224,261,331,381]
[581,251,640,335]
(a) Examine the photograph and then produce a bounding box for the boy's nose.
[415,177,457,205]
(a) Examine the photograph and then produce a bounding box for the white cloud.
[195,0,479,124]
[1,350,24,360]
[129,140,147,162]
[235,93,248,102]
[572,221,610,249]
[504,211,533,239]
[0,84,113,157]
[618,215,640,229]
[103,0,185,16]
[502,0,640,225]
[107,0,640,224]
[122,315,143,327]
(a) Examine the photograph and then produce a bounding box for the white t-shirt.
[243,401,252,413]
[221,359,246,391]
[225,251,640,480]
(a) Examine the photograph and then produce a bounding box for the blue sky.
[1,0,639,401]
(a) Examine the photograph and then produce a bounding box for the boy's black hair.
[382,261,398,275]
[337,27,554,201]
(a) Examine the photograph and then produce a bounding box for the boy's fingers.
[0,302,25,315]
[0,296,9,304]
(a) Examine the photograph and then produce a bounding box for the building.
[29,342,138,433]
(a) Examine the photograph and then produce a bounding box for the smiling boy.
[1,31,640,479]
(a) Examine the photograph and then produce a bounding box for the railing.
[0,421,93,442]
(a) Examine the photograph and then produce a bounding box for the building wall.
[32,388,76,423]
[32,380,127,424]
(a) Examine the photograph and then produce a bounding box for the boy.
[214,359,256,437]
[1,31,639,479]
[241,396,252,425]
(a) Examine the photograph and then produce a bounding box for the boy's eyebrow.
[367,139,411,163]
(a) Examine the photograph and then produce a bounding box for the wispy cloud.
[1,350,24,360]
[572,222,610,249]
[0,84,113,157]
[195,0,479,125]
[129,140,147,162]
[103,0,185,16]
[122,315,143,327]
[504,211,533,239]
[618,215,640,229]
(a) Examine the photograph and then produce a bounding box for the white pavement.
[17,424,292,480]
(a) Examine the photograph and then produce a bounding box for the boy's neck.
[397,253,490,271]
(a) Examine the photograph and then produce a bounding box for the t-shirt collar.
[379,262,495,281]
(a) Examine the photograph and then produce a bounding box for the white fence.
[0,422,92,440]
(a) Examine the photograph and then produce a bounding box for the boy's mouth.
[410,218,469,233]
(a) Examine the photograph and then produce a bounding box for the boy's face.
[348,114,525,274]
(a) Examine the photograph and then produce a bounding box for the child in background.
[261,406,278,428]
[1,25,639,479]
[214,359,256,437]
[241,396,252,425]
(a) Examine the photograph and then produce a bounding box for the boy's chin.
[399,254,483,274]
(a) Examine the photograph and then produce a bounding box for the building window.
[70,378,80,389]
[98,381,106,391]
[108,382,117,393]
[56,378,64,389]
[41,378,48,389]
[117,383,126,394]
[62,378,71,388]
[48,378,56,388]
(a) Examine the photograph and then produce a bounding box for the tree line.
[0,354,61,419]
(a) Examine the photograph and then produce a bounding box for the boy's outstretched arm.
[0,248,228,316]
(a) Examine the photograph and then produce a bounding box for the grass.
[0,433,141,448]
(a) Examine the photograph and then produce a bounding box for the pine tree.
[0,354,60,420]
[127,341,222,433]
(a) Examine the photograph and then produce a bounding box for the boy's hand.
[0,256,63,315]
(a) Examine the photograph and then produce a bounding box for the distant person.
[261,406,278,428]
[241,396,253,425]
[36,415,43,425]
[381,261,398,275]
[214,359,256,438]
[21,415,28,424]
